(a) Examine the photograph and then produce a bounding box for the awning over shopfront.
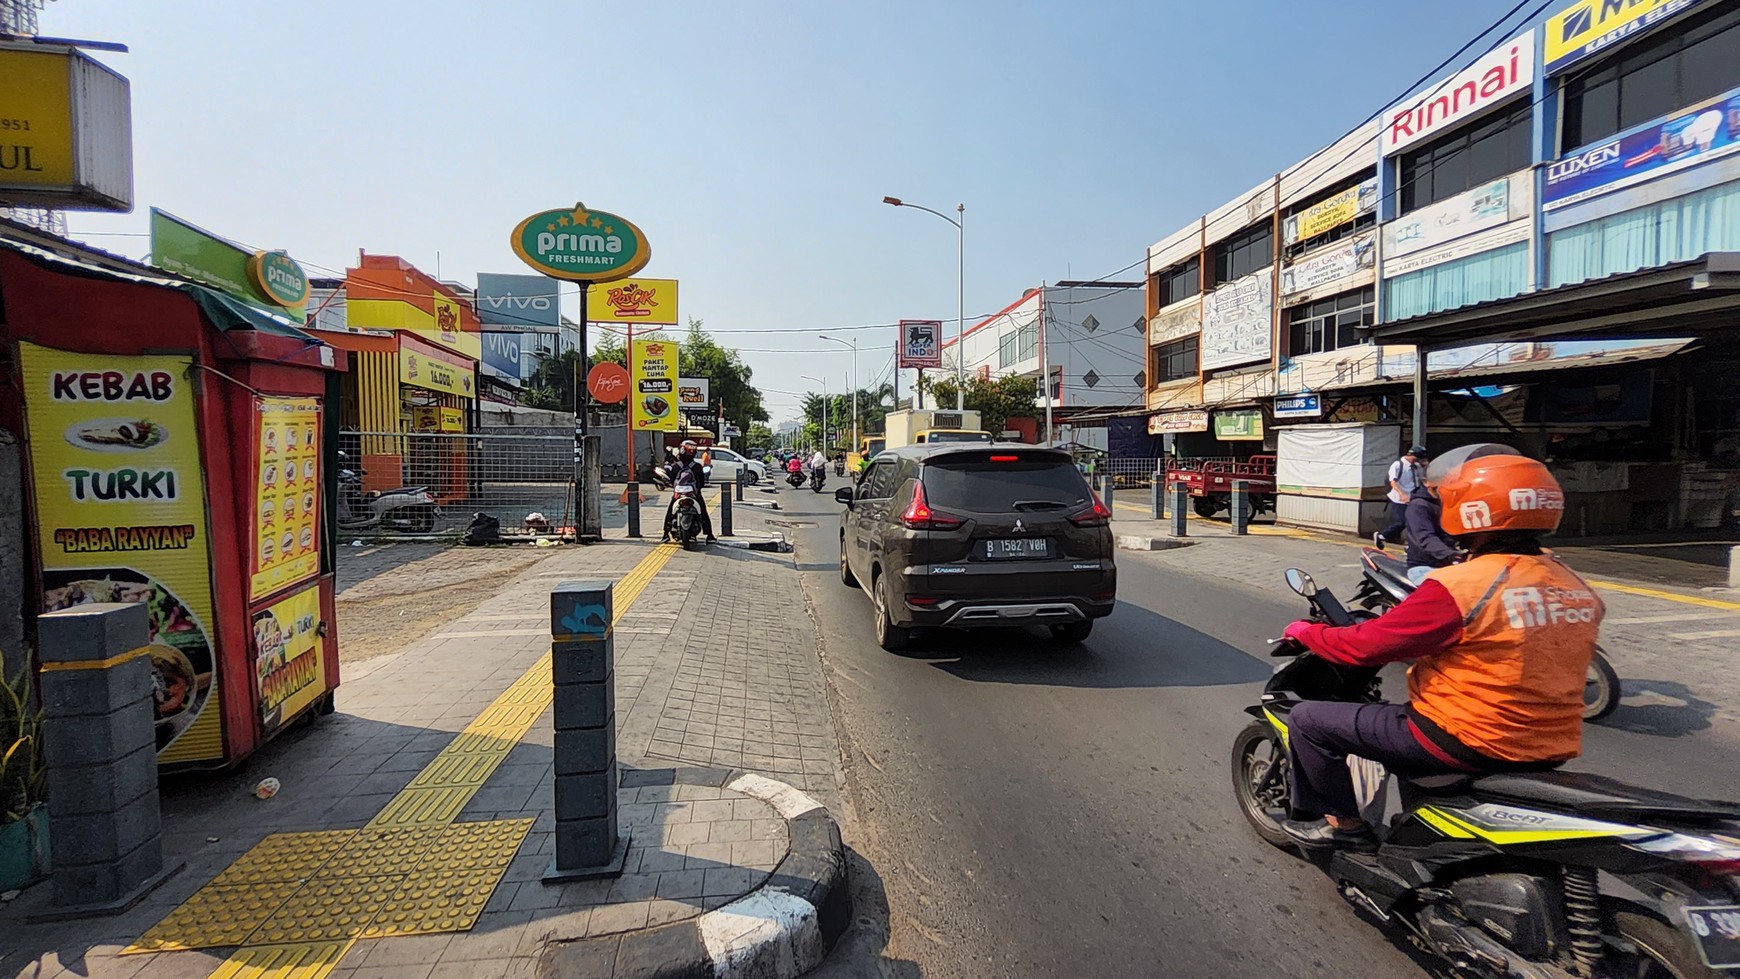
[1370,252,1740,348]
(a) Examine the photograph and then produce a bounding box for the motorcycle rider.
[662,440,716,544]
[1278,444,1602,850]
[1402,472,1463,584]
[809,447,827,476]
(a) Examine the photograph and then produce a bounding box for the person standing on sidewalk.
[1376,445,1429,549]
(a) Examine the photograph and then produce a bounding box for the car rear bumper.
[901,594,1116,628]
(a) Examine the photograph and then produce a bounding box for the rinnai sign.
[1381,31,1535,156]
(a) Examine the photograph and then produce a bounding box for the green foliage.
[745,422,774,449]
[921,374,1040,437]
[678,319,769,426]
[1,662,45,824]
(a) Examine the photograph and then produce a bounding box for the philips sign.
[1382,31,1535,156]
[476,272,561,328]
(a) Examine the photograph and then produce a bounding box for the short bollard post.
[625,482,641,538]
[1170,482,1189,537]
[1099,474,1115,518]
[735,470,746,502]
[1231,479,1250,536]
[1151,471,1165,520]
[35,602,181,917]
[545,581,629,882]
[719,485,734,537]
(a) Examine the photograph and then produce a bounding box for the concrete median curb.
[1116,534,1196,551]
[539,767,849,979]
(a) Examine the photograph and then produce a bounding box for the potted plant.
[0,660,48,891]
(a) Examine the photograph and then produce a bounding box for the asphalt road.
[773,487,1740,979]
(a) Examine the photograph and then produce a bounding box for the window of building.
[1561,2,1740,149]
[1155,257,1201,306]
[1397,99,1531,213]
[998,331,1017,369]
[1214,224,1273,283]
[1153,336,1199,383]
[1286,287,1375,357]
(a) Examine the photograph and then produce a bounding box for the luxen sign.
[1381,31,1535,156]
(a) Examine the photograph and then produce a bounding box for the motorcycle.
[1354,547,1621,722]
[337,456,439,533]
[669,475,703,549]
[810,466,827,493]
[1233,566,1740,979]
[786,468,806,489]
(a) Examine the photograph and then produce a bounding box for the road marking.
[1667,628,1740,640]
[1587,579,1740,612]
[1604,613,1728,625]
[430,628,548,639]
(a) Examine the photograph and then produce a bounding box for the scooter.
[1233,566,1740,979]
[786,468,806,489]
[810,466,827,493]
[669,476,703,550]
[337,456,440,533]
[1353,547,1621,721]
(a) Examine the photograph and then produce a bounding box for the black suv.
[835,444,1117,650]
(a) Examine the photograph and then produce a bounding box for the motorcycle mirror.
[1284,568,1318,597]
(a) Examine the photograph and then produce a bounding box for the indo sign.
[511,202,651,283]
[1382,31,1535,156]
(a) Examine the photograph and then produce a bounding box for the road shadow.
[334,540,453,592]
[1595,679,1718,738]
[807,845,922,979]
[901,601,1274,689]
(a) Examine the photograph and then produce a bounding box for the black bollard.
[545,581,629,882]
[719,485,734,537]
[1151,470,1165,520]
[1170,482,1189,537]
[735,470,745,502]
[1231,479,1250,536]
[626,482,641,538]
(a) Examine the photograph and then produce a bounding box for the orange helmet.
[1430,443,1564,536]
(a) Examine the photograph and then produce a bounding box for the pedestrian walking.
[1375,444,1428,550]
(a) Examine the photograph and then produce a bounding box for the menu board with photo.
[252,397,322,600]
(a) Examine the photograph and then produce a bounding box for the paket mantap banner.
[632,338,679,431]
[19,343,223,763]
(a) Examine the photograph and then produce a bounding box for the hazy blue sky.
[48,0,1530,423]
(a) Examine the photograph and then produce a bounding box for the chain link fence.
[1103,457,1165,489]
[339,430,576,537]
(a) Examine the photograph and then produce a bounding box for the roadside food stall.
[0,233,343,770]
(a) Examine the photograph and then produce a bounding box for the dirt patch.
[334,543,558,664]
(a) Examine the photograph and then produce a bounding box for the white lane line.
[1605,613,1728,625]
[1666,628,1740,640]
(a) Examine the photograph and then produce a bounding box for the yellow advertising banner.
[347,297,483,361]
[252,583,326,737]
[399,343,476,399]
[1544,0,1706,74]
[587,278,680,325]
[631,338,679,431]
[1295,187,1362,242]
[0,49,76,188]
[412,406,466,432]
[19,344,223,763]
[252,398,321,601]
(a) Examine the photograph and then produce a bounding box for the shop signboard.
[1545,0,1706,75]
[511,201,652,283]
[1544,84,1740,211]
[19,344,223,762]
[399,335,476,399]
[1382,31,1534,156]
[586,362,631,403]
[1383,174,1528,262]
[481,331,524,379]
[253,584,326,738]
[1149,299,1201,345]
[150,209,309,322]
[476,273,560,328]
[1214,409,1265,441]
[412,406,465,432]
[677,377,711,411]
[1274,394,1323,418]
[0,45,132,211]
[1283,179,1378,245]
[251,398,321,601]
[587,278,680,325]
[1281,233,1375,297]
[245,251,310,312]
[1148,410,1210,434]
[632,338,679,431]
[1384,220,1530,277]
[1200,270,1274,371]
[898,320,943,368]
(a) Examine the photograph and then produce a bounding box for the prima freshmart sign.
[511,202,651,283]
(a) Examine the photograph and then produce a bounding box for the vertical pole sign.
[898,320,943,411]
[511,203,652,540]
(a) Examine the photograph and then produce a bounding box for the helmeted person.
[662,439,716,544]
[1278,444,1602,850]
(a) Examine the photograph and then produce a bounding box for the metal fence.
[339,430,577,535]
[1102,458,1164,489]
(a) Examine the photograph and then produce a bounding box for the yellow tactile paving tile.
[206,831,357,886]
[363,866,515,938]
[364,787,473,829]
[206,940,355,979]
[317,826,447,877]
[126,880,305,952]
[247,877,405,945]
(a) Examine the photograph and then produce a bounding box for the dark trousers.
[1287,701,1465,819]
[664,492,713,539]
[1379,500,1408,541]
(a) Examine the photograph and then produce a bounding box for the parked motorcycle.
[810,466,826,493]
[1233,566,1740,979]
[1354,547,1621,721]
[337,455,439,533]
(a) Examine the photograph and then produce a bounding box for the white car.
[705,446,766,485]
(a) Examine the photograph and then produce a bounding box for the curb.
[540,767,849,979]
[1116,534,1195,551]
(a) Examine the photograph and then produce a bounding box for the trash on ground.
[350,540,364,547]
[253,777,281,800]
[1,890,19,903]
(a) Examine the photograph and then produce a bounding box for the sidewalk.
[2,493,850,979]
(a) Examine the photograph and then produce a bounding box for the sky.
[43,0,1537,425]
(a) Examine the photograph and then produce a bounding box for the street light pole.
[819,334,858,449]
[802,374,827,452]
[882,196,966,411]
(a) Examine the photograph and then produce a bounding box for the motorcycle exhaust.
[1415,906,1561,979]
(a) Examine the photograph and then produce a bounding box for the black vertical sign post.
[573,282,591,541]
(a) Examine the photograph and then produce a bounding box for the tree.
[922,374,1039,437]
[677,319,769,427]
[746,422,773,449]
[523,349,580,411]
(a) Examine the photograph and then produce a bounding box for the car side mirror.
[834,487,855,507]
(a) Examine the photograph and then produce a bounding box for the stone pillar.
[35,603,179,916]
[544,581,629,882]
[1231,479,1250,536]
[1099,474,1114,519]
[1150,470,1164,520]
[581,435,603,542]
[625,481,642,539]
[1170,483,1189,537]
[719,484,734,537]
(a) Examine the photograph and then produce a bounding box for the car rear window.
[920,455,1091,511]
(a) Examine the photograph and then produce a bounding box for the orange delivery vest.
[1412,553,1604,763]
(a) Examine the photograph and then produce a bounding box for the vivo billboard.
[482,331,524,380]
[476,272,560,328]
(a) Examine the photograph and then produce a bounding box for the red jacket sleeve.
[1293,580,1464,667]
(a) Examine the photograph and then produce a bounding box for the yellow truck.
[883,409,991,450]
[845,436,886,477]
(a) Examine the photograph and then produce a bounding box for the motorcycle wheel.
[1230,720,1294,850]
[1193,497,1220,518]
[1612,911,1722,979]
[405,506,436,534]
[1585,645,1622,722]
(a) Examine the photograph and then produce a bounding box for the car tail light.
[907,596,941,607]
[900,483,963,530]
[1069,495,1112,527]
[989,455,1020,462]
